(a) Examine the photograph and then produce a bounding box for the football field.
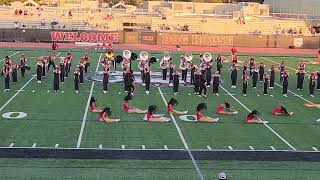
[0,47,319,179]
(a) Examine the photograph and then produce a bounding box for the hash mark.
[270,146,276,150]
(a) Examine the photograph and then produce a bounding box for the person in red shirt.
[145,105,170,122]
[196,103,219,122]
[167,98,188,115]
[123,94,147,113]
[216,103,238,115]
[90,97,102,112]
[244,110,267,123]
[97,107,120,123]
[272,106,293,116]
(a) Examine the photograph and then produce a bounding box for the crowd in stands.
[273,24,303,36]
[14,8,42,17]
[159,23,189,32]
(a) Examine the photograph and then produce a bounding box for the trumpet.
[184,52,193,62]
[203,52,212,62]
[123,50,131,60]
[105,48,113,59]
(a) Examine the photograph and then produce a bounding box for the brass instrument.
[105,48,113,59]
[184,52,193,62]
[203,52,212,62]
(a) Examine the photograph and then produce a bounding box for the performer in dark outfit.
[212,70,220,96]
[144,65,150,95]
[180,57,189,83]
[230,63,237,88]
[41,57,46,77]
[20,54,27,77]
[169,61,175,85]
[59,59,65,83]
[317,71,320,90]
[102,62,109,94]
[123,69,130,93]
[66,51,72,73]
[249,57,255,76]
[242,61,249,75]
[252,67,258,89]
[160,59,169,80]
[282,71,289,97]
[74,67,80,94]
[263,73,269,95]
[83,53,90,73]
[194,69,200,95]
[36,59,43,84]
[242,72,249,96]
[199,71,207,98]
[79,59,85,84]
[205,61,212,87]
[47,53,56,71]
[279,61,285,82]
[52,41,58,53]
[258,63,265,82]
[309,73,317,97]
[173,70,180,95]
[296,69,305,91]
[53,67,60,92]
[3,64,11,91]
[11,61,18,83]
[269,65,276,89]
[128,70,136,96]
[216,54,223,74]
[190,62,196,85]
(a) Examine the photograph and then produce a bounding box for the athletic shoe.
[145,91,149,95]
[124,91,129,93]
[103,90,108,94]
[37,81,41,84]
[75,90,79,94]
[253,87,256,89]
[289,112,294,116]
[243,94,247,96]
[310,94,314,97]
[264,94,267,96]
[216,93,219,96]
[269,87,274,89]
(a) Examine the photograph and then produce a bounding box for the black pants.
[190,71,195,84]
[253,77,258,88]
[206,72,211,86]
[47,61,55,71]
[162,69,167,80]
[194,81,199,94]
[317,80,320,90]
[199,84,207,95]
[264,82,268,94]
[181,70,187,82]
[141,71,145,83]
[270,75,275,87]
[37,72,42,81]
[283,82,288,94]
[42,65,46,76]
[259,72,264,81]
[85,63,90,73]
[21,67,25,77]
[280,72,284,82]
[310,84,315,95]
[145,82,150,91]
[4,75,10,89]
[231,75,237,86]
[124,83,130,92]
[79,70,84,83]
[103,74,109,91]
[297,79,304,89]
[65,65,69,78]
[213,84,219,94]
[173,81,179,93]
[74,81,79,90]
[12,70,17,82]
[60,72,65,82]
[249,68,253,76]
[242,82,247,95]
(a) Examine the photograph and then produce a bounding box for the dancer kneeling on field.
[245,110,268,123]
[123,94,147,114]
[97,107,120,123]
[90,97,102,112]
[272,106,293,116]
[145,105,170,122]
[196,103,219,122]
[167,98,188,115]
[216,103,238,115]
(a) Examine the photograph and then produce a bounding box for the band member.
[298,61,305,71]
[3,64,11,91]
[65,51,73,73]
[200,59,207,75]
[263,73,269,95]
[90,97,102,113]
[194,69,200,95]
[123,94,147,114]
[74,67,80,93]
[242,72,249,96]
[216,103,238,115]
[216,54,223,74]
[169,61,175,85]
[160,58,169,80]
[83,53,90,73]
[296,69,305,91]
[138,58,146,84]
[282,71,289,97]
[196,103,219,122]
[205,60,212,87]
[52,41,58,53]
[41,57,46,77]
[98,107,120,123]
[47,53,56,71]
[231,47,237,58]
[20,54,27,77]
[230,63,237,88]
[245,110,267,124]
[279,61,285,82]
[79,59,85,84]
[124,69,130,93]
[180,56,189,82]
[242,61,249,75]
[102,61,109,94]
[252,67,258,89]
[212,70,220,96]
[11,61,19,83]
[145,105,170,122]
[173,70,180,95]
[272,106,293,116]
[36,58,43,84]
[249,57,255,76]
[65,57,71,78]
[258,62,265,82]
[269,65,276,89]
[199,71,207,98]
[59,59,65,83]
[144,65,150,94]
[317,71,320,90]
[53,67,60,92]
[309,72,317,97]
[128,70,136,96]
[167,98,188,115]
[190,62,196,85]
[232,55,238,64]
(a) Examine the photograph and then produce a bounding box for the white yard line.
[312,147,318,151]
[0,75,36,112]
[270,146,276,150]
[228,146,233,150]
[220,85,297,150]
[0,51,20,62]
[206,145,212,150]
[76,53,102,148]
[9,143,14,147]
[249,146,255,150]
[158,87,204,180]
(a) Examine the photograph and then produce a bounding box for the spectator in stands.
[18,9,23,15]
[23,9,28,16]
[68,11,73,19]
[201,17,207,23]
[14,9,18,16]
